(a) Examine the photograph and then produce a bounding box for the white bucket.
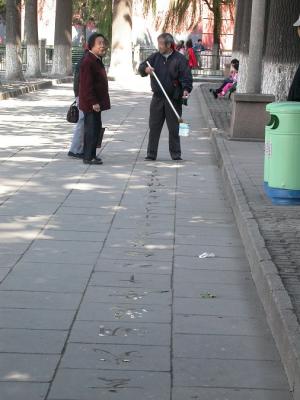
[179,123,190,137]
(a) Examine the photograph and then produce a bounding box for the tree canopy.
[73,0,112,41]
[0,0,6,15]
[163,0,235,32]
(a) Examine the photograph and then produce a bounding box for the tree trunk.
[5,0,24,80]
[51,0,72,76]
[233,0,252,92]
[232,0,244,54]
[24,0,41,77]
[109,0,134,79]
[246,0,267,93]
[211,0,221,70]
[262,0,300,100]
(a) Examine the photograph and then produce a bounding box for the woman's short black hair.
[231,58,240,71]
[186,39,193,48]
[87,32,106,50]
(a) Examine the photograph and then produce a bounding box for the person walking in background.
[139,33,193,161]
[68,49,88,159]
[79,33,110,165]
[193,38,207,68]
[176,40,186,56]
[186,39,198,69]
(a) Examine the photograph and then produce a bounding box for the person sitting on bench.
[210,59,239,98]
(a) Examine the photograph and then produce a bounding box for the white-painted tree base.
[5,44,24,81]
[262,61,298,101]
[51,45,72,76]
[26,45,41,78]
[236,52,249,94]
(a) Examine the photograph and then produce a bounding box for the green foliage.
[0,0,6,15]
[164,0,200,31]
[163,0,235,33]
[143,0,156,16]
[73,0,112,42]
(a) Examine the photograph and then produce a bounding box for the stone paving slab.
[175,232,242,246]
[174,281,257,300]
[0,353,59,382]
[0,383,49,400]
[1,262,93,292]
[37,228,106,242]
[0,328,67,353]
[0,290,81,310]
[94,258,172,274]
[174,243,247,258]
[48,369,170,400]
[83,285,171,306]
[77,301,171,324]
[174,333,280,360]
[172,387,293,400]
[89,271,171,289]
[174,358,290,390]
[174,255,250,270]
[70,320,171,346]
[173,314,271,336]
[60,342,170,371]
[174,297,263,318]
[0,308,74,330]
[174,268,252,285]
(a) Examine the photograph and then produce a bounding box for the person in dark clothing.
[288,15,300,101]
[68,50,88,159]
[73,50,88,98]
[193,38,207,68]
[79,33,110,165]
[139,33,193,161]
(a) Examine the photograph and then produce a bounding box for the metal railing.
[0,44,54,73]
[192,50,232,76]
[0,45,111,74]
[0,45,232,77]
[134,46,233,76]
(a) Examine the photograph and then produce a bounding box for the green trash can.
[264,102,300,205]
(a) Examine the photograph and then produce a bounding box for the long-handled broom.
[146,61,190,136]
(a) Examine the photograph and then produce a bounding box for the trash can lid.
[267,102,300,114]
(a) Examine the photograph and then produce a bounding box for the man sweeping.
[139,33,193,161]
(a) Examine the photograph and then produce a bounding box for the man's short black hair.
[198,38,202,42]
[88,32,106,50]
[157,33,175,47]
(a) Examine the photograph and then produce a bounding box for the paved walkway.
[202,82,300,330]
[201,83,232,132]
[0,81,293,399]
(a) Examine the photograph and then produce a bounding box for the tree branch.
[203,0,213,12]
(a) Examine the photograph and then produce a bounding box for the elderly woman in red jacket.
[79,33,110,165]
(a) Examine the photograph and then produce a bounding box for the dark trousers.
[147,95,182,159]
[83,111,102,160]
